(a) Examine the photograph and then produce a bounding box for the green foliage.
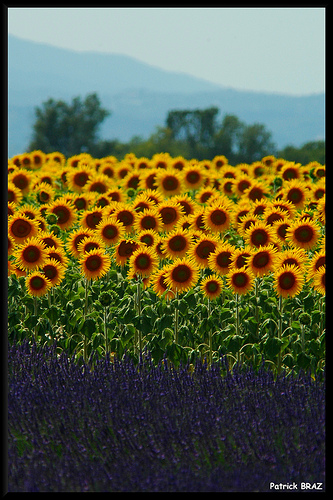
[28,93,110,157]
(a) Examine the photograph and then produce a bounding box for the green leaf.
[263,337,283,359]
[80,318,96,338]
[296,352,312,370]
[183,289,197,309]
[226,335,243,355]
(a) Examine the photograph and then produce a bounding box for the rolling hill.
[8,34,325,158]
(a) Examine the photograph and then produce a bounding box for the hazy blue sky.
[8,7,325,96]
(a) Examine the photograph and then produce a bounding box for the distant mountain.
[8,34,325,158]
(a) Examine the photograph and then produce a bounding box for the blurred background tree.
[27,93,325,163]
[28,93,110,157]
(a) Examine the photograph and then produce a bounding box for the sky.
[8,7,325,96]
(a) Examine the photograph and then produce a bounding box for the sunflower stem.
[83,278,89,364]
[104,306,108,356]
[235,293,240,364]
[33,296,38,343]
[208,298,212,366]
[174,292,179,344]
[277,295,283,374]
[136,279,142,355]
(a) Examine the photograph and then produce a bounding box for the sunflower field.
[8,150,325,373]
[8,150,325,491]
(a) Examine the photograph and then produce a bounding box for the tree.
[277,140,325,164]
[166,107,219,158]
[28,93,111,157]
[212,114,245,162]
[237,123,276,163]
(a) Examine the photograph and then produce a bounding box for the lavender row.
[8,341,325,492]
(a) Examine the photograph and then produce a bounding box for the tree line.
[28,93,325,164]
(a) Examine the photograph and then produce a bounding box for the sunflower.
[14,236,48,271]
[134,156,151,170]
[242,180,269,202]
[195,186,219,205]
[273,264,304,298]
[310,179,326,201]
[262,206,287,226]
[132,192,156,213]
[170,156,188,171]
[99,160,117,179]
[165,258,199,294]
[250,199,270,218]
[113,239,139,267]
[200,274,224,300]
[134,208,164,233]
[8,201,17,219]
[244,220,276,248]
[280,179,308,209]
[156,201,185,233]
[112,202,137,234]
[38,230,63,250]
[66,228,95,258]
[237,213,261,237]
[311,266,325,295]
[25,271,52,297]
[248,244,278,277]
[280,162,302,181]
[270,199,296,219]
[212,155,228,170]
[16,204,41,222]
[46,246,69,268]
[230,246,253,269]
[285,218,321,250]
[232,201,252,227]
[115,161,133,181]
[41,258,66,287]
[77,235,106,256]
[207,242,236,276]
[8,234,16,256]
[154,167,184,197]
[261,155,276,168]
[127,245,159,279]
[95,216,125,247]
[161,229,193,260]
[8,214,40,244]
[315,196,325,225]
[187,207,208,234]
[8,181,23,205]
[79,248,111,280]
[271,218,292,243]
[137,229,160,248]
[67,192,96,212]
[175,215,193,232]
[138,168,159,191]
[8,168,33,194]
[84,173,113,194]
[32,182,56,205]
[275,247,308,270]
[181,164,206,190]
[171,193,197,216]
[47,198,77,230]
[79,207,105,230]
[226,266,255,295]
[232,173,253,197]
[105,187,127,204]
[46,151,66,165]
[307,249,325,276]
[203,199,232,234]
[188,234,219,269]
[250,161,266,178]
[150,152,171,169]
[120,169,141,191]
[66,165,94,193]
